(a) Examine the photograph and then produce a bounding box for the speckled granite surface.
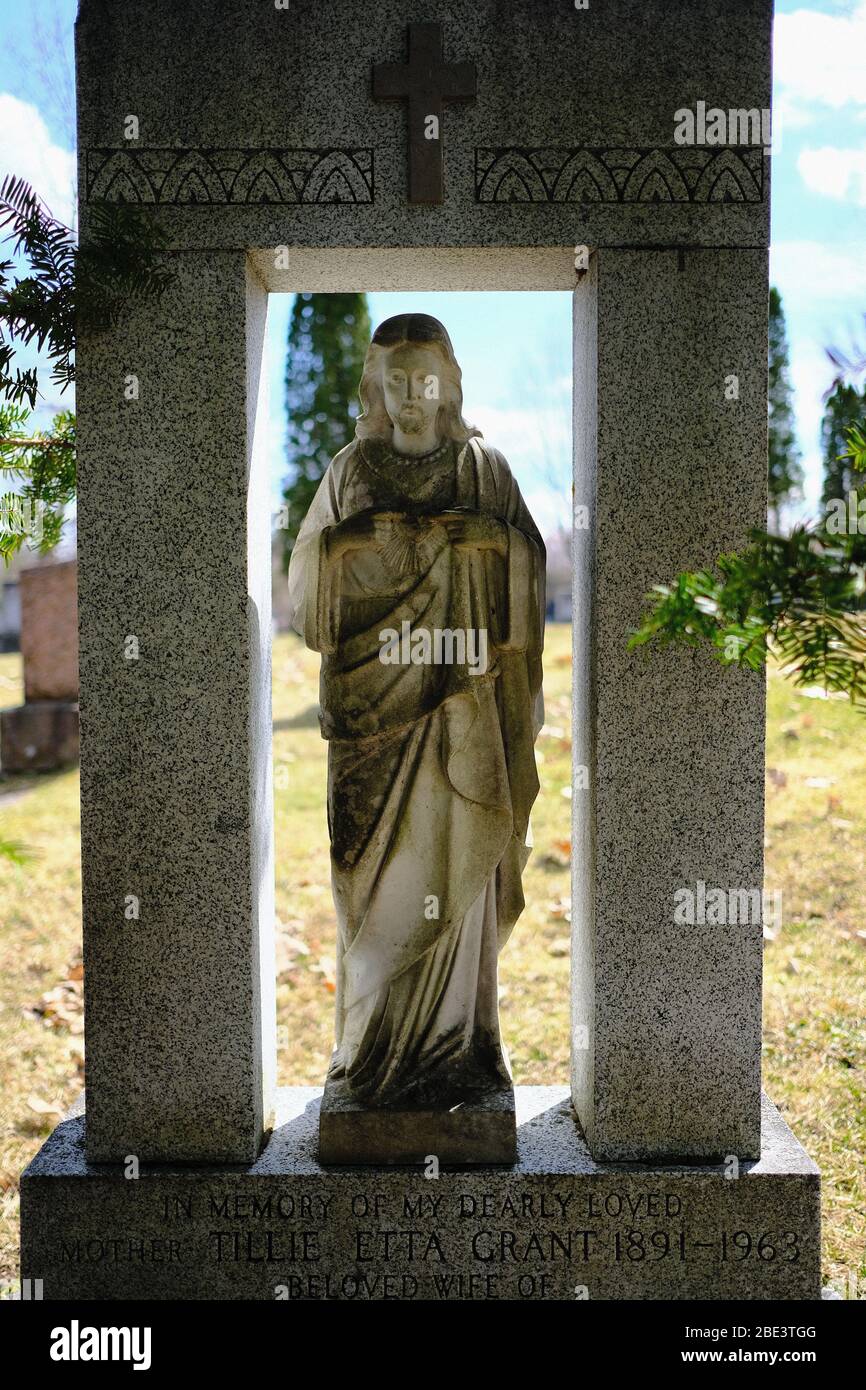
[76,253,275,1164]
[76,0,772,251]
[571,247,768,1161]
[20,1088,820,1300]
[71,0,776,1169]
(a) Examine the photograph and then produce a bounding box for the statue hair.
[355,313,481,444]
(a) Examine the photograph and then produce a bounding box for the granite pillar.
[572,248,767,1162]
[76,251,275,1162]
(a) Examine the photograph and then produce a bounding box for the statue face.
[380,343,443,438]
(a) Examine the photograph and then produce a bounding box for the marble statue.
[288,313,545,1123]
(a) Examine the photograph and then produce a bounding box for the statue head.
[355,313,481,446]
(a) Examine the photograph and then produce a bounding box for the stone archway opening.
[264,265,576,1102]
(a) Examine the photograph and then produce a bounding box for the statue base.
[318,1073,517,1165]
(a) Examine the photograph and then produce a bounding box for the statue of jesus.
[287,313,545,1149]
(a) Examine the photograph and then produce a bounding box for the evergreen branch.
[0,176,174,410]
[0,407,76,563]
[0,437,66,446]
[630,428,866,708]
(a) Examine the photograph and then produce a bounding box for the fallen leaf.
[275,932,311,977]
[26,1094,62,1117]
[538,850,569,870]
[547,897,572,920]
[312,956,337,991]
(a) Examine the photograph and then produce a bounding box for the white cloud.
[471,403,571,474]
[469,403,572,540]
[525,488,569,545]
[774,4,866,115]
[797,145,866,204]
[0,93,76,227]
[771,239,866,305]
[786,337,833,518]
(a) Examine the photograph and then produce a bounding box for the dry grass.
[762,668,866,1299]
[0,626,863,1296]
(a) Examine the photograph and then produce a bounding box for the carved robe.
[288,434,545,1104]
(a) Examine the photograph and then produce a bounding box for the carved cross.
[373,22,477,204]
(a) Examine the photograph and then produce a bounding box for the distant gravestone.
[21,561,79,701]
[19,0,822,1302]
[0,561,79,772]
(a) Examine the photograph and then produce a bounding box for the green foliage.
[631,428,866,707]
[840,420,866,475]
[0,404,76,561]
[821,382,866,508]
[0,176,173,559]
[282,292,371,565]
[0,837,34,866]
[0,178,75,405]
[768,287,802,522]
[0,175,173,406]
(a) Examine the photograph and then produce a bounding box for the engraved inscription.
[49,1184,806,1299]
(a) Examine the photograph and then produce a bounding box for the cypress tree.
[767,287,802,529]
[821,381,866,510]
[281,292,371,567]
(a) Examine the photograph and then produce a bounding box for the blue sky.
[259,290,572,534]
[1,0,865,535]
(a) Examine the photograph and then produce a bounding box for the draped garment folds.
[287,435,545,1105]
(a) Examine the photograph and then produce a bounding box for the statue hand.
[433,513,508,555]
[327,511,387,559]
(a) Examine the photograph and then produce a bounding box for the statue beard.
[393,403,431,435]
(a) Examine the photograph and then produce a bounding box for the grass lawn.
[0,623,863,1296]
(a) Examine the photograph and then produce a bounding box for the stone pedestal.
[20,1088,820,1301]
[0,700,79,772]
[318,1076,516,1166]
[1,561,80,773]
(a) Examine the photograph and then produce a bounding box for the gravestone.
[20,0,822,1300]
[0,561,79,772]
